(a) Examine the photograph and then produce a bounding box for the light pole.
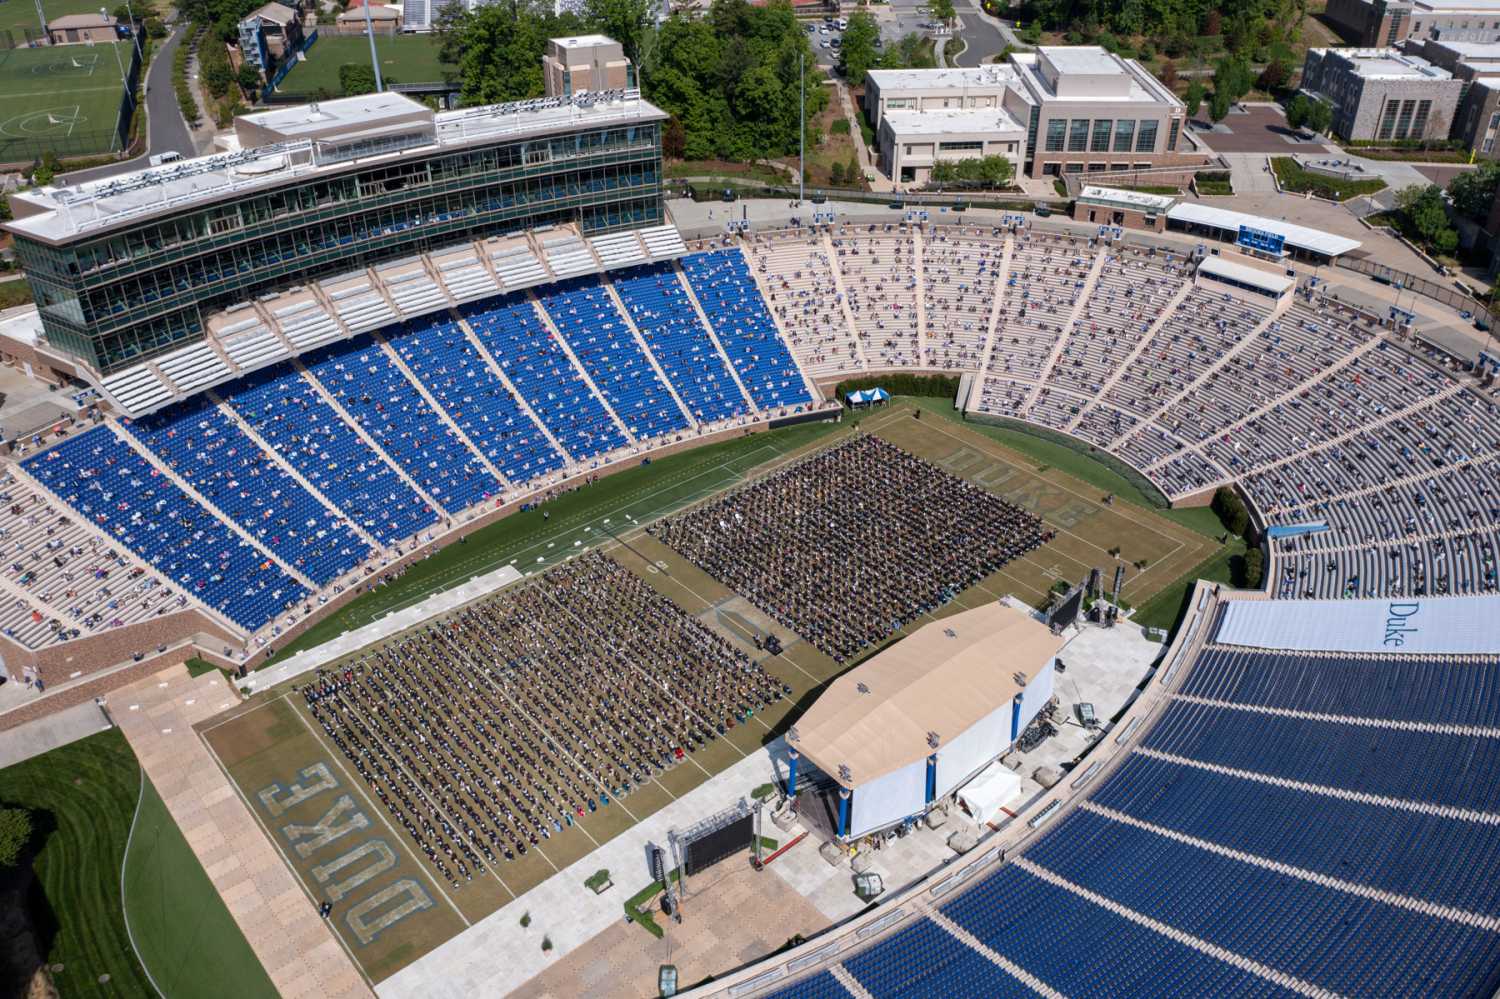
[798,49,805,206]
[102,8,127,81]
[363,0,383,93]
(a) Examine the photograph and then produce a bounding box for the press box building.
[3,83,667,377]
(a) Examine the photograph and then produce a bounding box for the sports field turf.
[0,42,131,159]
[0,728,273,999]
[205,398,1220,984]
[278,34,451,95]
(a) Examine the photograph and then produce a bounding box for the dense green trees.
[0,808,30,868]
[339,62,378,96]
[1023,0,1302,53]
[840,10,881,87]
[1447,160,1500,220]
[1395,184,1459,255]
[1285,93,1332,135]
[930,155,1015,188]
[647,1,826,161]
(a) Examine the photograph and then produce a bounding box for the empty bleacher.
[121,394,373,586]
[217,362,439,546]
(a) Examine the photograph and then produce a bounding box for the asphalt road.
[61,23,196,184]
[952,10,1008,67]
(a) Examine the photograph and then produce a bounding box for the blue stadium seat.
[611,263,749,424]
[303,334,502,513]
[383,313,564,488]
[679,252,812,412]
[23,426,307,630]
[217,362,439,545]
[121,394,372,586]
[535,278,688,441]
[460,293,628,461]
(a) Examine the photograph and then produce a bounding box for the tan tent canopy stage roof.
[790,603,1065,790]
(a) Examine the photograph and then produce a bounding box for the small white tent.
[956,761,1023,825]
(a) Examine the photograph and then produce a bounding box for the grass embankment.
[0,728,274,999]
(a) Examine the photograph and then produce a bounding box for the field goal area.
[0,41,133,160]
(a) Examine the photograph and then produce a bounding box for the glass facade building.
[10,107,665,375]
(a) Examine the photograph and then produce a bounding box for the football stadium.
[1,23,1499,999]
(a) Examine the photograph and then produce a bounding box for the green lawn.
[0,0,162,42]
[123,775,278,999]
[278,34,451,95]
[0,278,34,309]
[261,417,846,666]
[1132,539,1244,633]
[0,728,272,999]
[1271,156,1387,201]
[0,729,150,998]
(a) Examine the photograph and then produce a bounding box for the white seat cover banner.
[1218,594,1500,655]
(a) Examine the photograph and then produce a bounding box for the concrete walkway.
[0,696,111,769]
[114,664,371,999]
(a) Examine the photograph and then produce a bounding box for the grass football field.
[277,35,451,95]
[0,42,132,159]
[201,398,1221,984]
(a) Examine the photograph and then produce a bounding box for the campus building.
[46,12,119,45]
[1300,47,1464,140]
[1405,39,1500,154]
[236,1,305,76]
[2,85,667,375]
[863,46,1199,183]
[1323,0,1500,47]
[543,35,636,97]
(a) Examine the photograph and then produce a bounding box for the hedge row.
[832,373,960,400]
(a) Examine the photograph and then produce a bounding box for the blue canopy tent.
[845,387,891,408]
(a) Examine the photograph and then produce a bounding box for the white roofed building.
[863,46,1203,183]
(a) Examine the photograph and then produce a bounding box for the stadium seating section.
[11,224,1498,645]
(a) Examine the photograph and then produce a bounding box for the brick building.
[1301,47,1464,140]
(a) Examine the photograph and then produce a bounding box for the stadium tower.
[2,57,666,381]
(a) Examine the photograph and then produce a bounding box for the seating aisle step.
[913,229,929,368]
[208,393,385,555]
[601,277,699,431]
[671,260,762,415]
[820,229,871,372]
[292,359,452,521]
[105,418,318,591]
[963,234,1015,417]
[527,293,639,448]
[371,328,513,494]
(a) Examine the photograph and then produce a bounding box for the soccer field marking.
[286,700,500,910]
[0,104,85,139]
[4,85,121,99]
